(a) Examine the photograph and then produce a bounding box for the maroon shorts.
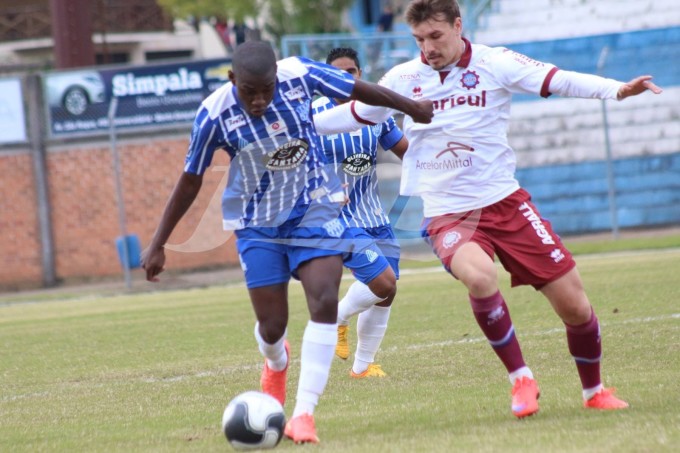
[421,188,575,289]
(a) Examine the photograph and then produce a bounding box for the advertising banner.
[43,58,232,137]
[0,78,28,144]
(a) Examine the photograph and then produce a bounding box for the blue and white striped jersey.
[312,96,404,229]
[184,57,356,229]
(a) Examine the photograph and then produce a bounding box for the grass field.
[1,247,679,452]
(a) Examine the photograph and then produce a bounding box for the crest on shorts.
[460,70,480,90]
[323,219,345,238]
[442,231,461,249]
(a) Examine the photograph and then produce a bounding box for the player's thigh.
[540,267,591,324]
[297,254,344,323]
[249,283,289,341]
[344,227,392,286]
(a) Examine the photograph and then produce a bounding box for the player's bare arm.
[617,75,663,100]
[141,172,203,281]
[389,136,409,160]
[350,79,434,124]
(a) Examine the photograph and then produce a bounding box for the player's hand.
[141,245,166,282]
[617,76,662,100]
[409,99,434,124]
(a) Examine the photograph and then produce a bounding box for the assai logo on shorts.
[442,231,462,249]
[265,139,308,170]
[365,249,379,263]
[342,153,372,176]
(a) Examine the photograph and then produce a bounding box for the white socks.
[583,384,604,401]
[353,305,391,374]
[338,281,386,325]
[254,323,288,372]
[293,321,337,418]
[508,366,534,385]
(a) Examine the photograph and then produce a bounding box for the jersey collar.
[419,37,472,69]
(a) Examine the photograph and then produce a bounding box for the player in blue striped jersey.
[312,48,408,379]
[141,41,433,444]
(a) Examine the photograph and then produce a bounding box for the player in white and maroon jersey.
[313,47,409,379]
[313,0,662,418]
[141,41,433,444]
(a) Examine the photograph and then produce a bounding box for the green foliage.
[156,0,257,22]
[157,0,355,45]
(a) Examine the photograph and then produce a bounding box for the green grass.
[1,248,679,452]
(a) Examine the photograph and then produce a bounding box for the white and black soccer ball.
[222,391,286,450]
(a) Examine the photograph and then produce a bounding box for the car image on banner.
[45,70,106,116]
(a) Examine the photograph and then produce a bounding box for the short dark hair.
[232,41,276,77]
[326,47,361,70]
[405,0,461,26]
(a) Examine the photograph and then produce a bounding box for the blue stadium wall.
[383,27,680,238]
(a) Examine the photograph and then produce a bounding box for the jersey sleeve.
[491,48,559,98]
[183,106,225,175]
[378,116,404,151]
[299,57,356,101]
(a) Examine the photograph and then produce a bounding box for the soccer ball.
[221,391,286,450]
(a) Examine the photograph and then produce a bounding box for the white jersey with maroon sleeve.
[377,39,559,216]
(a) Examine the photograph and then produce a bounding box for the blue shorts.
[343,225,400,284]
[235,209,350,289]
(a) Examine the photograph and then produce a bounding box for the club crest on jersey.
[227,114,247,131]
[295,99,311,122]
[371,124,382,137]
[265,139,308,170]
[460,70,480,90]
[342,153,372,176]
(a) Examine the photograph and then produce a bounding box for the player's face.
[329,56,362,104]
[229,69,277,117]
[411,16,463,70]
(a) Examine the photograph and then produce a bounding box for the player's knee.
[258,319,287,343]
[368,270,397,300]
[461,269,497,295]
[307,290,339,322]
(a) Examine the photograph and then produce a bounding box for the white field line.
[4,313,678,401]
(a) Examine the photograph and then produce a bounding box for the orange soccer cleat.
[260,340,290,406]
[511,376,540,418]
[350,363,387,378]
[336,324,350,360]
[284,413,320,444]
[584,388,629,410]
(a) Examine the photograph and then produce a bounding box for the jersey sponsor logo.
[412,86,423,99]
[518,202,556,245]
[295,99,311,122]
[323,218,345,238]
[435,141,475,159]
[442,231,461,249]
[342,153,372,176]
[365,249,379,263]
[227,114,246,131]
[265,139,309,170]
[504,49,546,68]
[433,91,486,110]
[460,70,480,90]
[400,73,421,80]
[266,120,288,136]
[284,86,305,100]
